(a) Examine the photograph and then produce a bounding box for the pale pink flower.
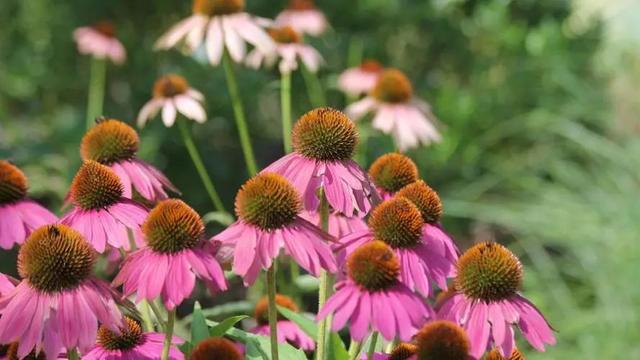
[73,21,126,64]
[275,0,328,36]
[337,60,383,97]
[0,160,57,249]
[251,295,315,351]
[346,68,441,151]
[155,0,275,66]
[246,26,323,74]
[137,74,207,128]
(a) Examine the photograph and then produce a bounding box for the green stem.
[177,119,227,213]
[367,332,379,360]
[148,300,167,331]
[281,71,293,153]
[301,63,326,108]
[86,57,107,130]
[316,193,332,360]
[161,309,176,360]
[222,51,258,176]
[67,348,79,360]
[347,339,363,360]
[266,265,280,360]
[140,300,155,332]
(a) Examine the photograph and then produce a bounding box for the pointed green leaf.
[277,306,318,339]
[209,315,250,337]
[327,331,349,360]
[190,302,209,344]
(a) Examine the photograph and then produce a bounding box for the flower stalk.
[86,57,106,130]
[301,63,325,107]
[267,265,280,360]
[347,339,362,360]
[367,332,379,360]
[316,192,332,360]
[161,309,176,360]
[281,71,293,153]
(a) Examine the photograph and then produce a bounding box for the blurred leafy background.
[1,0,639,358]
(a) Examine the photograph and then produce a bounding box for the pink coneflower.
[0,161,57,249]
[368,153,419,200]
[338,60,383,97]
[83,316,184,360]
[300,210,367,238]
[0,273,16,296]
[336,197,455,297]
[485,347,525,360]
[262,107,379,217]
[190,337,243,360]
[366,342,418,360]
[214,172,337,285]
[61,161,148,253]
[155,0,275,66]
[438,242,556,358]
[251,294,315,351]
[346,68,441,151]
[318,241,433,342]
[246,26,323,74]
[73,21,126,64]
[275,0,328,37]
[113,199,227,310]
[81,118,179,202]
[0,224,123,359]
[137,74,207,128]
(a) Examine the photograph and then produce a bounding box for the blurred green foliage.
[1,0,638,358]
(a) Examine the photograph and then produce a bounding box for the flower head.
[368,197,424,249]
[368,153,419,199]
[73,21,126,64]
[235,173,301,230]
[0,160,57,249]
[113,199,227,310]
[485,348,525,360]
[191,337,243,360]
[251,294,315,350]
[396,180,443,224]
[275,0,328,36]
[138,74,206,127]
[438,242,556,358]
[414,320,470,360]
[338,59,384,97]
[293,107,358,161]
[246,25,323,74]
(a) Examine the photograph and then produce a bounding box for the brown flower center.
[235,173,301,230]
[93,21,116,38]
[292,107,358,161]
[455,242,523,302]
[268,26,301,44]
[0,160,27,204]
[18,225,95,293]
[97,317,144,351]
[485,348,525,360]
[371,68,413,103]
[347,241,399,291]
[415,320,470,360]
[6,343,45,360]
[396,180,443,224]
[255,294,299,325]
[70,160,123,210]
[389,343,418,360]
[143,199,204,253]
[81,118,139,165]
[192,0,245,16]
[368,153,419,193]
[153,74,190,99]
[368,197,424,249]
[191,337,243,360]
[288,0,316,10]
[359,59,383,73]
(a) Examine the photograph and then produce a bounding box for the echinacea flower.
[61,161,148,253]
[81,118,179,202]
[300,210,367,238]
[338,60,383,97]
[0,160,57,249]
[275,0,328,36]
[336,197,456,297]
[155,0,275,66]
[318,241,433,342]
[137,74,207,128]
[73,21,126,64]
[0,273,16,296]
[262,107,379,217]
[346,68,441,151]
[438,242,556,358]
[246,26,323,74]
[83,316,184,360]
[366,342,418,360]
[251,294,315,351]
[214,172,337,285]
[0,224,123,359]
[368,153,419,200]
[190,337,243,360]
[485,348,525,360]
[113,199,227,310]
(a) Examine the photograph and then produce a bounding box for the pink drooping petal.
[345,97,377,121]
[275,9,328,36]
[338,68,381,96]
[206,18,225,65]
[174,95,207,123]
[162,102,177,127]
[0,204,26,249]
[137,98,163,128]
[222,16,247,62]
[155,15,206,50]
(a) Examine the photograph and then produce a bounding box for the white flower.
[337,60,384,97]
[137,74,206,127]
[245,26,323,74]
[275,0,328,36]
[73,21,126,64]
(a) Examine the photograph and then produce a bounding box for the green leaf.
[202,211,234,226]
[294,274,319,292]
[276,306,318,339]
[209,315,250,337]
[327,331,349,360]
[190,302,209,344]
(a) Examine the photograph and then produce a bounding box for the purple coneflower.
[0,224,123,359]
[0,273,16,296]
[73,21,126,64]
[262,107,379,218]
[438,242,556,358]
[61,161,148,253]
[485,347,525,360]
[81,118,178,202]
[346,68,441,151]
[137,74,207,128]
[318,241,433,342]
[155,0,275,66]
[338,60,383,98]
[190,337,243,360]
[251,294,315,351]
[82,316,184,360]
[0,160,57,249]
[246,26,323,74]
[275,0,328,37]
[215,172,337,285]
[113,199,227,310]
[368,153,419,200]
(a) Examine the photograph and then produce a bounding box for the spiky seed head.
[81,119,139,164]
[97,316,144,351]
[0,160,28,204]
[143,199,204,253]
[371,68,413,103]
[368,197,424,249]
[415,320,470,360]
[368,153,419,194]
[153,74,190,99]
[235,173,301,230]
[69,160,123,210]
[192,0,245,16]
[292,107,358,161]
[396,180,443,224]
[347,240,400,291]
[191,337,243,360]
